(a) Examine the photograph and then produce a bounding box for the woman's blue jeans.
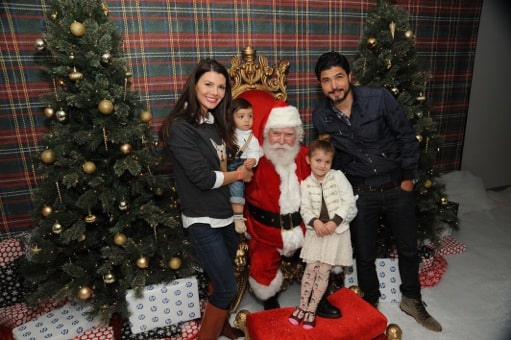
[187,222,239,310]
[350,187,421,304]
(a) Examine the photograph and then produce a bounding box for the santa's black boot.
[263,294,280,310]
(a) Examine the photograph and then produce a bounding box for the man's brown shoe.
[400,296,442,332]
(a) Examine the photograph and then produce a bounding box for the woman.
[159,59,252,340]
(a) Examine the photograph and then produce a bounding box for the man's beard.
[263,138,300,167]
[331,85,351,105]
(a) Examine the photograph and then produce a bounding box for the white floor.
[225,171,511,340]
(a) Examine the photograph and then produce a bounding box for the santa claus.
[241,99,309,309]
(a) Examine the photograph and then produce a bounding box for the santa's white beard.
[263,139,300,167]
[262,138,301,214]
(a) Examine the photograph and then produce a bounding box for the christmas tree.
[352,0,459,255]
[21,0,196,323]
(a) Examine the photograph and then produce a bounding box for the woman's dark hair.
[308,137,335,157]
[314,51,351,81]
[159,58,236,153]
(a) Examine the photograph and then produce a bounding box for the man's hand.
[400,179,414,192]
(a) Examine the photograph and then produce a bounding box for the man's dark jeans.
[351,186,421,304]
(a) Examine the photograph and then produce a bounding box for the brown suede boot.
[198,303,229,340]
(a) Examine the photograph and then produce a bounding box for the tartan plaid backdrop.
[0,0,483,233]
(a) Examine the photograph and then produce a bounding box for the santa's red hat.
[263,101,303,140]
[238,90,303,144]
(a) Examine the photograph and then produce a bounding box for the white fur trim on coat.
[249,270,284,301]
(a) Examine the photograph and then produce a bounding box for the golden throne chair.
[227,46,401,340]
[227,45,304,313]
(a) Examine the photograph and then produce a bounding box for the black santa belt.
[247,202,302,230]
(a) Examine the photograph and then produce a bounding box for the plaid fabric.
[0,0,483,232]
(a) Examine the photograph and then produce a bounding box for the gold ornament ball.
[34,38,46,51]
[103,272,116,284]
[405,30,415,39]
[113,233,127,246]
[140,110,152,123]
[424,179,433,188]
[118,201,128,211]
[69,67,83,81]
[40,149,56,164]
[44,107,55,118]
[169,257,182,270]
[136,256,149,269]
[101,52,112,66]
[441,197,449,206]
[41,205,53,217]
[98,99,114,115]
[70,21,85,37]
[82,161,96,174]
[55,109,67,122]
[52,221,63,234]
[153,187,165,198]
[84,213,97,223]
[77,286,92,300]
[367,37,377,48]
[50,12,58,21]
[386,324,403,340]
[119,143,132,155]
[416,134,423,143]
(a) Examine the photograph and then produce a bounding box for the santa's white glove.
[279,226,304,257]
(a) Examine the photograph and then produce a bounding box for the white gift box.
[12,301,98,340]
[126,276,201,334]
[344,258,402,303]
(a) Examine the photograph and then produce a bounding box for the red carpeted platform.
[246,288,388,340]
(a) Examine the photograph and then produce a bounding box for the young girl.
[289,138,357,329]
[227,98,262,233]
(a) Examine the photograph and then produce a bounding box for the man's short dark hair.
[314,51,351,80]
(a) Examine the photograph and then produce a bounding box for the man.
[241,97,341,318]
[311,51,442,332]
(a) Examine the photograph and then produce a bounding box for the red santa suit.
[240,97,310,301]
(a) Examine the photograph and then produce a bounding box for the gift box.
[344,258,402,303]
[125,276,201,335]
[0,238,27,309]
[12,301,99,340]
[74,325,114,340]
[0,300,64,329]
[0,238,24,266]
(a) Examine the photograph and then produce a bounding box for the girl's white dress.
[299,169,358,266]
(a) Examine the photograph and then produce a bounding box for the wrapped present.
[119,318,181,339]
[125,276,201,335]
[419,254,448,287]
[0,300,64,329]
[437,235,466,256]
[344,258,402,303]
[0,238,24,266]
[0,262,27,308]
[12,301,98,340]
[74,325,114,339]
